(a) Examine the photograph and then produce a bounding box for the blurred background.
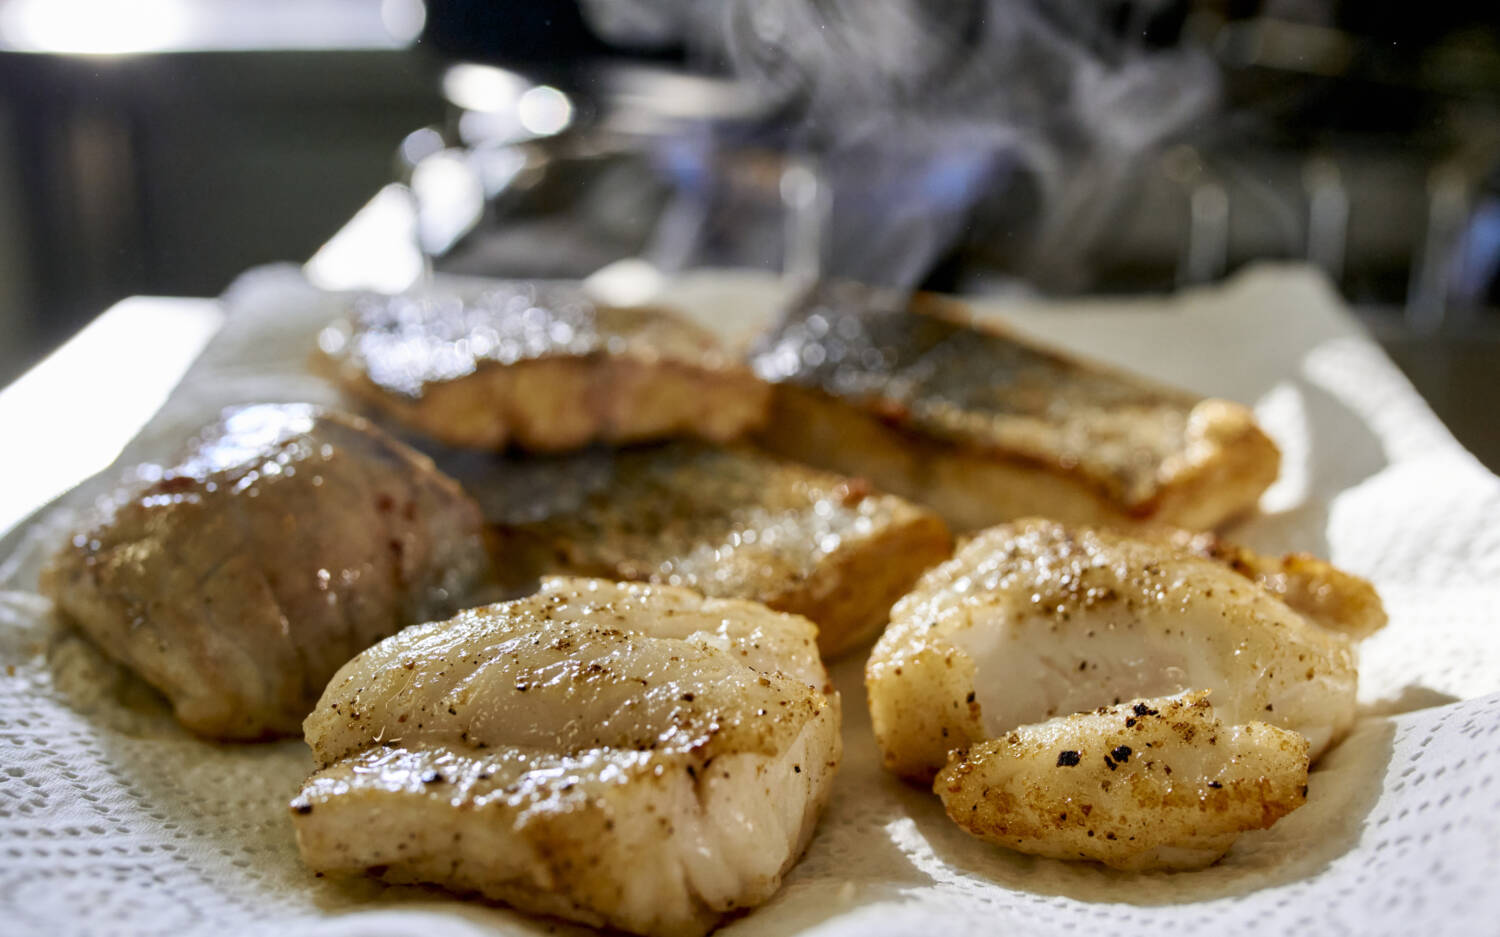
[0,0,1497,465]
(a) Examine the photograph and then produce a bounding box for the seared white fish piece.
[41,404,487,740]
[751,281,1280,531]
[318,283,769,451]
[867,519,1368,782]
[291,577,840,937]
[936,691,1309,871]
[439,441,952,657]
[1164,528,1387,639]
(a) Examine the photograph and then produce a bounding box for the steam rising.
[584,0,1219,290]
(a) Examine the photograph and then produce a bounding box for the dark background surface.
[0,0,1496,467]
[0,48,442,381]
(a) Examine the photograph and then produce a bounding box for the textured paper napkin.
[2,263,1497,937]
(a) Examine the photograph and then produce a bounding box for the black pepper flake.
[1056,750,1081,767]
[292,803,313,815]
[421,770,445,784]
[1125,717,1137,728]
[1264,703,1274,712]
[681,693,695,701]
[1132,703,1159,716]
[1110,745,1132,763]
[1208,781,1223,789]
[965,691,976,704]
[1103,755,1117,771]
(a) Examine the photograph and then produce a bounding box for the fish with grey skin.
[867,518,1378,784]
[291,577,841,937]
[936,691,1310,871]
[317,283,770,452]
[751,280,1281,531]
[438,441,953,657]
[41,403,487,740]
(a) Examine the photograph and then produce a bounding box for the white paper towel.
[2,263,1497,937]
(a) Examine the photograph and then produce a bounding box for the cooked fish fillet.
[317,283,769,451]
[935,691,1310,871]
[867,519,1364,783]
[292,577,841,937]
[751,281,1280,531]
[1163,528,1387,639]
[40,403,487,740]
[438,442,952,657]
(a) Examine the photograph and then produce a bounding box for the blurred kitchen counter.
[0,0,443,384]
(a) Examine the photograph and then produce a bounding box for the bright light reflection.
[305,184,424,294]
[443,63,528,114]
[585,259,665,308]
[399,127,446,170]
[411,149,484,256]
[0,0,192,55]
[472,145,528,197]
[517,86,573,136]
[0,298,224,538]
[457,109,522,147]
[379,0,425,43]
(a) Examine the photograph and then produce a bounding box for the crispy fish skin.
[291,578,841,937]
[935,691,1310,871]
[440,442,953,657]
[318,284,769,451]
[40,404,488,740]
[751,281,1280,531]
[867,519,1365,783]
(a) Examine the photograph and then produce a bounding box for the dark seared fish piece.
[438,442,952,657]
[291,577,840,937]
[750,281,1281,531]
[317,283,769,451]
[41,404,488,740]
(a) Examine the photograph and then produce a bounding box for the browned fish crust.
[318,284,769,452]
[935,691,1310,871]
[438,442,953,657]
[750,281,1280,531]
[1162,528,1387,639]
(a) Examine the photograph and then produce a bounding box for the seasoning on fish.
[291,577,841,937]
[440,441,952,657]
[317,283,769,451]
[867,518,1374,784]
[936,691,1310,871]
